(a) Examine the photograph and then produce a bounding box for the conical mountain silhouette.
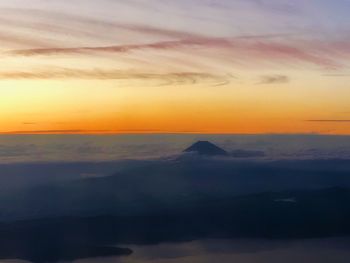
[184,141,228,156]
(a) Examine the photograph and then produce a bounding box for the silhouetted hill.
[184,141,228,156]
[1,187,350,262]
[2,158,350,221]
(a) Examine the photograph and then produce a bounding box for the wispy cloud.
[5,34,293,56]
[249,0,301,14]
[0,67,232,86]
[259,74,289,84]
[0,129,88,134]
[22,122,37,125]
[0,31,51,48]
[307,120,350,123]
[5,36,345,70]
[323,74,350,77]
[1,6,348,72]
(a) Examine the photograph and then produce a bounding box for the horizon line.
[1,130,350,136]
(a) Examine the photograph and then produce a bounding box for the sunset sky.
[1,0,350,134]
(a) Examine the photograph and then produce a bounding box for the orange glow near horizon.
[1,78,350,135]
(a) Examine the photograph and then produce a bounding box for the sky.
[0,0,350,134]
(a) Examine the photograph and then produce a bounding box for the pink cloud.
[7,36,348,70]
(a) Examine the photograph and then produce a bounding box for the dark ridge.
[0,243,132,263]
[184,141,228,156]
[1,187,350,262]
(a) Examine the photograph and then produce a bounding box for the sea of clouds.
[0,134,350,164]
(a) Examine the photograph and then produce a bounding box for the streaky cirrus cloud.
[0,67,232,87]
[259,75,290,85]
[307,120,350,123]
[6,33,293,56]
[5,36,349,70]
[1,2,350,74]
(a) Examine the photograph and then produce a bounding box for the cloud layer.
[1,1,350,79]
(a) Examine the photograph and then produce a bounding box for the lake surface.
[75,238,350,263]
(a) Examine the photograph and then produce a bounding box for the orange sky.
[0,1,350,134]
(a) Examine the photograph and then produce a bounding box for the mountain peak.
[183,141,228,156]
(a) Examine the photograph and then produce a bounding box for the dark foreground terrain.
[1,187,350,262]
[1,157,350,262]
